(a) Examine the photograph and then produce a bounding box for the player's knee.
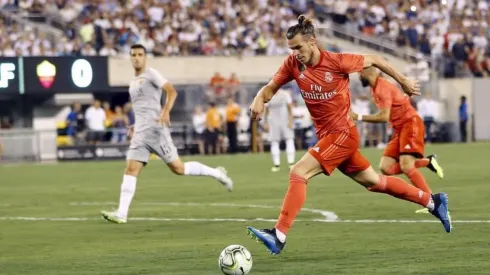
[379,165,390,175]
[124,165,140,176]
[289,163,305,178]
[399,158,415,173]
[168,162,185,175]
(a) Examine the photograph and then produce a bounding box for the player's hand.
[400,78,421,97]
[263,123,269,132]
[288,120,293,129]
[157,111,171,126]
[127,125,134,139]
[249,98,265,120]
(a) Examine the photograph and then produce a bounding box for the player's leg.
[248,130,350,255]
[270,140,281,171]
[399,154,431,193]
[157,127,233,191]
[165,158,233,191]
[101,133,150,224]
[379,156,399,175]
[284,126,296,169]
[247,151,323,254]
[269,123,281,172]
[341,153,452,233]
[382,119,443,179]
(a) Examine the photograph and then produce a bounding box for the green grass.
[1,143,490,274]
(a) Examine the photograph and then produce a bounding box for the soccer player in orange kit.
[350,67,444,214]
[246,15,451,255]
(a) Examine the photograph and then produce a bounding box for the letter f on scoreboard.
[0,63,15,88]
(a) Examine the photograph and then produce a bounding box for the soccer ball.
[218,244,253,275]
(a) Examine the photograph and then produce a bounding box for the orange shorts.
[384,116,425,159]
[308,126,371,176]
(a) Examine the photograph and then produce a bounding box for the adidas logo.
[312,147,320,152]
[404,144,411,150]
[299,73,305,79]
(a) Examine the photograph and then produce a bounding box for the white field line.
[69,201,339,221]
[0,216,489,223]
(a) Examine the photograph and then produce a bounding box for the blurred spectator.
[226,73,241,99]
[2,0,17,11]
[459,95,468,143]
[225,97,240,154]
[103,101,114,121]
[192,105,206,155]
[405,54,430,86]
[66,102,85,143]
[0,117,12,129]
[417,93,438,142]
[208,72,226,103]
[111,106,129,144]
[327,43,341,53]
[123,103,135,126]
[205,102,221,155]
[85,99,106,145]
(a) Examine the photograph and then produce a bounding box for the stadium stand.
[2,0,489,78]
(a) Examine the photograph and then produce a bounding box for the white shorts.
[127,126,178,164]
[269,124,294,142]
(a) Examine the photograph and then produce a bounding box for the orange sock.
[275,174,307,235]
[405,168,431,193]
[368,175,431,207]
[415,158,430,168]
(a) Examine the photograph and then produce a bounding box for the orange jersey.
[371,77,418,127]
[273,50,364,138]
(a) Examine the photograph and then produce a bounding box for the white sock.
[285,139,296,165]
[426,197,435,211]
[271,141,280,166]
[184,161,221,179]
[275,228,286,243]
[117,175,137,218]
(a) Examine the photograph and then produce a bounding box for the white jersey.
[128,68,168,132]
[266,90,292,125]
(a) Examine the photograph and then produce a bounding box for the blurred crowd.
[1,0,316,57]
[58,99,134,146]
[320,0,490,77]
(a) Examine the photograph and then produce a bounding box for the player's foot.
[429,192,452,233]
[247,227,285,255]
[101,210,127,224]
[271,166,280,172]
[427,155,444,179]
[415,208,430,214]
[216,167,233,192]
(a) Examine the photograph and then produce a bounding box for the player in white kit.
[264,89,296,172]
[101,45,233,224]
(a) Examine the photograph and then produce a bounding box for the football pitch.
[1,143,490,274]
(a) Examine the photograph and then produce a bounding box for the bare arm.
[249,80,281,120]
[256,80,280,103]
[351,108,390,123]
[162,82,177,114]
[362,54,420,96]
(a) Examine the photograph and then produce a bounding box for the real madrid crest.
[325,72,333,83]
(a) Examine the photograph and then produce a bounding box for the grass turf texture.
[1,143,490,274]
